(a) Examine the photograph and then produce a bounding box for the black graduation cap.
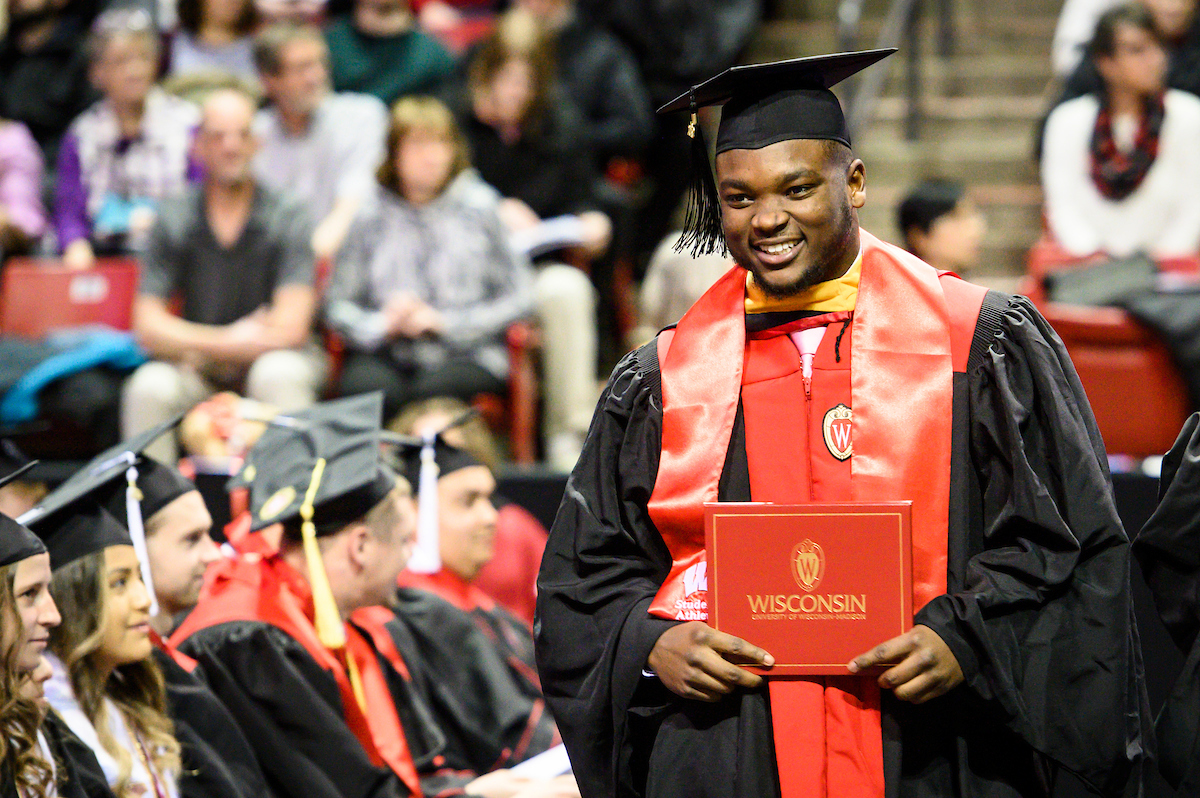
[0,462,47,568]
[233,393,396,536]
[24,501,133,572]
[657,49,896,257]
[21,414,188,531]
[381,411,482,575]
[18,414,191,612]
[231,392,396,649]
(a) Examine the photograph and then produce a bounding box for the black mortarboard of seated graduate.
[229,392,397,649]
[18,415,193,608]
[0,462,48,567]
[231,392,396,537]
[658,48,896,256]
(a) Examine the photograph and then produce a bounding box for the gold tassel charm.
[299,458,346,650]
[688,112,698,139]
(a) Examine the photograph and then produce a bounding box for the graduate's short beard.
[749,203,857,300]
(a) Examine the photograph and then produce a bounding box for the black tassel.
[675,108,727,258]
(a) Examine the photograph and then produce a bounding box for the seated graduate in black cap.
[170,394,575,798]
[0,469,114,798]
[45,418,274,798]
[533,50,1150,798]
[1132,414,1200,793]
[355,428,561,775]
[19,494,184,797]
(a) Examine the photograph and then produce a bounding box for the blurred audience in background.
[122,88,322,463]
[631,232,733,349]
[166,0,261,86]
[898,179,988,275]
[324,0,456,107]
[253,21,387,260]
[512,0,652,170]
[56,9,200,269]
[325,95,533,421]
[456,10,610,260]
[1056,0,1200,101]
[1042,4,1200,260]
[0,0,100,165]
[0,119,47,258]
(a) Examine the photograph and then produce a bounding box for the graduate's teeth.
[760,242,797,255]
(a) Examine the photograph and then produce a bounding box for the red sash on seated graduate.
[705,501,912,676]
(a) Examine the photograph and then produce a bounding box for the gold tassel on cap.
[298,458,368,712]
[299,458,344,649]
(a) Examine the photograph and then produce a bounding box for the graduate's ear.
[345,522,372,569]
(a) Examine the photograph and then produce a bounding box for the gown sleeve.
[152,649,275,798]
[534,345,681,798]
[178,622,413,798]
[1132,412,1200,790]
[915,295,1151,795]
[43,710,117,798]
[384,591,558,773]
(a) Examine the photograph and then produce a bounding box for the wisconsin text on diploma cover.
[746,593,868,620]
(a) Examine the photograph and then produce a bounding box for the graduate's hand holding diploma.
[648,621,775,701]
[848,624,963,703]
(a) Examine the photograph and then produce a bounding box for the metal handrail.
[839,0,955,142]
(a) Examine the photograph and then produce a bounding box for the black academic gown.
[178,621,474,798]
[1132,412,1200,795]
[152,648,274,798]
[2,711,115,798]
[535,292,1150,798]
[387,587,560,773]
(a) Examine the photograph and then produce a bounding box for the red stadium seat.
[1023,236,1192,458]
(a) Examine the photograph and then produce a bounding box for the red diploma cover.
[705,501,913,675]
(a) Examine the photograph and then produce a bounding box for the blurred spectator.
[324,0,456,107]
[1042,4,1200,259]
[325,96,534,422]
[1058,0,1200,103]
[0,120,48,257]
[897,179,988,274]
[123,88,323,463]
[458,10,610,258]
[1054,0,1124,76]
[168,0,260,83]
[55,8,201,269]
[456,11,605,468]
[410,0,500,49]
[253,22,387,259]
[391,396,547,627]
[632,231,732,348]
[254,0,324,24]
[580,0,761,267]
[0,0,100,165]
[511,0,652,165]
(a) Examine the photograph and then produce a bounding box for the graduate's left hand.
[847,624,963,703]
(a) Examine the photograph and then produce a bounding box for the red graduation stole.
[150,628,199,673]
[171,552,425,797]
[646,231,985,797]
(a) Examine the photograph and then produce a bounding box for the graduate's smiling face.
[9,553,60,673]
[94,545,154,673]
[716,138,865,298]
[436,466,498,582]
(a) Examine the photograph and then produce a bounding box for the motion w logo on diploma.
[791,540,824,591]
[705,502,913,675]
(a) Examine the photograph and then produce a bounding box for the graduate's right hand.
[647,621,775,702]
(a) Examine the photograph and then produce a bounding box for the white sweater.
[1041,89,1200,259]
